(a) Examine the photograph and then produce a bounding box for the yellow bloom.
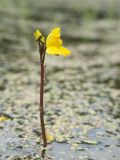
[34,30,42,41]
[34,27,71,56]
[46,27,71,56]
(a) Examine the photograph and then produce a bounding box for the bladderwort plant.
[34,27,71,147]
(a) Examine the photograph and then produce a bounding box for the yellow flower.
[34,27,71,56]
[34,30,42,41]
[46,27,71,56]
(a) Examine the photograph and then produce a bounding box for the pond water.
[0,0,120,159]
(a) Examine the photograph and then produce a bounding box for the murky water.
[0,0,120,159]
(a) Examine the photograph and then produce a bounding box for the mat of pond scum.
[0,1,120,160]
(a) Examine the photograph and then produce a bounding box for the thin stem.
[39,42,47,147]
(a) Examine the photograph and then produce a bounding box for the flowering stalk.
[34,28,71,148]
[38,41,47,147]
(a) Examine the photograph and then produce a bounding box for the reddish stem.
[39,43,47,147]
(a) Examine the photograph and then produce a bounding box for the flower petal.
[59,47,71,56]
[46,46,60,55]
[46,46,71,56]
[46,27,62,47]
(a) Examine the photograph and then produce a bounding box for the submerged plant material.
[0,115,8,122]
[34,27,71,147]
[0,113,12,122]
[46,132,55,143]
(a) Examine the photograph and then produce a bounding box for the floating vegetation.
[0,0,120,159]
[81,139,98,145]
[0,113,12,122]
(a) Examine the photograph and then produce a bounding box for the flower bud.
[34,30,42,41]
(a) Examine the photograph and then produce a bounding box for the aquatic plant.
[34,27,71,147]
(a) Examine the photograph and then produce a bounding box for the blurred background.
[0,0,120,159]
[0,0,120,57]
